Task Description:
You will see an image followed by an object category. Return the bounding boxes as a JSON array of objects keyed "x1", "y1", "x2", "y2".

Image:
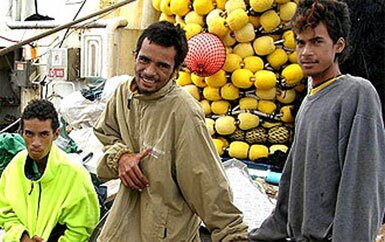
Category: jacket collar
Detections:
[
  {"x1": 24, "y1": 143, "x2": 61, "y2": 184},
  {"x1": 129, "y1": 77, "x2": 176, "y2": 101}
]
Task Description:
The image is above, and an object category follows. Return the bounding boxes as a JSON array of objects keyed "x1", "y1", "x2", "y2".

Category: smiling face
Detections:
[
  {"x1": 22, "y1": 118, "x2": 59, "y2": 164},
  {"x1": 295, "y1": 22, "x2": 345, "y2": 84},
  {"x1": 134, "y1": 38, "x2": 177, "y2": 94}
]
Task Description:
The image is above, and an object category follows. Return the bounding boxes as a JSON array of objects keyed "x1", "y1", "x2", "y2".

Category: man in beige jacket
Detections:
[{"x1": 93, "y1": 21, "x2": 248, "y2": 242}]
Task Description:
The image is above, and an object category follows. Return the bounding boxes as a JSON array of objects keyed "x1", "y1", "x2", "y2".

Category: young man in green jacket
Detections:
[
  {"x1": 249, "y1": 0, "x2": 385, "y2": 241},
  {"x1": 0, "y1": 99, "x2": 100, "y2": 242}
]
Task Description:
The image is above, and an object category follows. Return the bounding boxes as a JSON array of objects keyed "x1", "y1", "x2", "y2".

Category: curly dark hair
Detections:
[
  {"x1": 292, "y1": 0, "x2": 351, "y2": 63},
  {"x1": 135, "y1": 21, "x2": 188, "y2": 71},
  {"x1": 21, "y1": 99, "x2": 59, "y2": 130}
]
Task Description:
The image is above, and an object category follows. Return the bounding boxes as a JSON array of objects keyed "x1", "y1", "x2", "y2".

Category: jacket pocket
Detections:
[
  {"x1": 322, "y1": 222, "x2": 333, "y2": 241},
  {"x1": 143, "y1": 202, "x2": 169, "y2": 241}
]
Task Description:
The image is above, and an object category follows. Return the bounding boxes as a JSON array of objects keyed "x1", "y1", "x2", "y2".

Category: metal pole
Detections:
[
  {"x1": 0, "y1": 118, "x2": 20, "y2": 133},
  {"x1": 0, "y1": 0, "x2": 136, "y2": 56}
]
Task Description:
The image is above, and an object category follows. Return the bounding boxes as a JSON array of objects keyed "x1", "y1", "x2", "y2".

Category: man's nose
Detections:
[
  {"x1": 302, "y1": 43, "x2": 313, "y2": 56},
  {"x1": 31, "y1": 137, "x2": 41, "y2": 147},
  {"x1": 143, "y1": 63, "x2": 157, "y2": 76}
]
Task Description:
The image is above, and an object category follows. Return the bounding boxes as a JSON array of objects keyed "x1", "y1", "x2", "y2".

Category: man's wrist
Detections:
[{"x1": 108, "y1": 147, "x2": 132, "y2": 171}]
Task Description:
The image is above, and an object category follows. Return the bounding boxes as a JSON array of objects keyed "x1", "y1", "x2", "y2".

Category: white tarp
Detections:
[
  {"x1": 59, "y1": 75, "x2": 129, "y2": 129},
  {"x1": 68, "y1": 127, "x2": 104, "y2": 174},
  {"x1": 223, "y1": 159, "x2": 275, "y2": 231}
]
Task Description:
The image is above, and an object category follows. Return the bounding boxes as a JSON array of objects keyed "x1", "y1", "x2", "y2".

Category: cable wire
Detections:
[{"x1": 59, "y1": 0, "x2": 87, "y2": 48}]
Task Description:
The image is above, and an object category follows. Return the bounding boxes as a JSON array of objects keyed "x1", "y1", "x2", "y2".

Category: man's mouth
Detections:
[
  {"x1": 30, "y1": 149, "x2": 42, "y2": 155},
  {"x1": 141, "y1": 77, "x2": 157, "y2": 86},
  {"x1": 300, "y1": 60, "x2": 318, "y2": 68}
]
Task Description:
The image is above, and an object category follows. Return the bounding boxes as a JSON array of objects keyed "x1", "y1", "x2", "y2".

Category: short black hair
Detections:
[
  {"x1": 135, "y1": 21, "x2": 188, "y2": 70},
  {"x1": 21, "y1": 99, "x2": 59, "y2": 131},
  {"x1": 292, "y1": 0, "x2": 351, "y2": 63}
]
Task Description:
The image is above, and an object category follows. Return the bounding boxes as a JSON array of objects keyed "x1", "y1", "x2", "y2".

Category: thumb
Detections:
[{"x1": 139, "y1": 148, "x2": 152, "y2": 161}]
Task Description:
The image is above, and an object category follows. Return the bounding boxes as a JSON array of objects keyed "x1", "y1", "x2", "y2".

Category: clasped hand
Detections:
[
  {"x1": 21, "y1": 233, "x2": 44, "y2": 242},
  {"x1": 118, "y1": 148, "x2": 152, "y2": 191}
]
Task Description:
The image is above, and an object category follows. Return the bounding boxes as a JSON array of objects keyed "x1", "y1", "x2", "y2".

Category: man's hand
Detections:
[
  {"x1": 21, "y1": 232, "x2": 45, "y2": 242},
  {"x1": 118, "y1": 148, "x2": 152, "y2": 190},
  {"x1": 31, "y1": 236, "x2": 45, "y2": 242}
]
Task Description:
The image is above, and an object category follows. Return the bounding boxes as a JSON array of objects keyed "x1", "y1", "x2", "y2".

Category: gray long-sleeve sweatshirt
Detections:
[{"x1": 249, "y1": 75, "x2": 385, "y2": 242}]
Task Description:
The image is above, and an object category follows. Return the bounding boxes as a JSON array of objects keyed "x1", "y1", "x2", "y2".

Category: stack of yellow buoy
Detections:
[{"x1": 152, "y1": 0, "x2": 305, "y2": 169}]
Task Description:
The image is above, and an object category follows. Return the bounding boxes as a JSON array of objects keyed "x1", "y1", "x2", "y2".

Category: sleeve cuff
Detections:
[
  {"x1": 2, "y1": 224, "x2": 27, "y2": 242},
  {"x1": 107, "y1": 147, "x2": 132, "y2": 171}
]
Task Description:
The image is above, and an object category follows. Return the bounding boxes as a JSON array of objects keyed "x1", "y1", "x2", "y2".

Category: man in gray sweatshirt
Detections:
[{"x1": 249, "y1": 0, "x2": 385, "y2": 241}]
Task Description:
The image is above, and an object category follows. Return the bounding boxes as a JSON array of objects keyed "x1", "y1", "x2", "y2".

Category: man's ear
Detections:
[
  {"x1": 172, "y1": 66, "x2": 181, "y2": 80},
  {"x1": 53, "y1": 128, "x2": 60, "y2": 140},
  {"x1": 335, "y1": 37, "x2": 346, "y2": 53}
]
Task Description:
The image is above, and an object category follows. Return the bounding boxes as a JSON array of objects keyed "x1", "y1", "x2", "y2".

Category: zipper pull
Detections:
[{"x1": 28, "y1": 183, "x2": 34, "y2": 195}]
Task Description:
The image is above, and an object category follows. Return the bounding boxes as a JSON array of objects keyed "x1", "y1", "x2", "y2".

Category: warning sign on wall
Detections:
[
  {"x1": 48, "y1": 68, "x2": 66, "y2": 78},
  {"x1": 47, "y1": 48, "x2": 67, "y2": 80}
]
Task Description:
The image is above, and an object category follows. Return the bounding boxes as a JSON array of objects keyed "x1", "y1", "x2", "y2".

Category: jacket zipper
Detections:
[
  {"x1": 28, "y1": 182, "x2": 34, "y2": 195},
  {"x1": 28, "y1": 182, "x2": 42, "y2": 224},
  {"x1": 37, "y1": 182, "x2": 42, "y2": 218}
]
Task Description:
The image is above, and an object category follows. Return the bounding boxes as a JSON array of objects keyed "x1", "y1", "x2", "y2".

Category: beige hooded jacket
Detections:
[{"x1": 94, "y1": 77, "x2": 248, "y2": 242}]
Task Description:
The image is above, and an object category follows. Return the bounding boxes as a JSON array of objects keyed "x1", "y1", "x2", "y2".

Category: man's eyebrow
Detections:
[
  {"x1": 295, "y1": 36, "x2": 324, "y2": 41},
  {"x1": 157, "y1": 60, "x2": 172, "y2": 67},
  {"x1": 312, "y1": 36, "x2": 324, "y2": 40},
  {"x1": 138, "y1": 54, "x2": 172, "y2": 68},
  {"x1": 138, "y1": 54, "x2": 150, "y2": 59}
]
